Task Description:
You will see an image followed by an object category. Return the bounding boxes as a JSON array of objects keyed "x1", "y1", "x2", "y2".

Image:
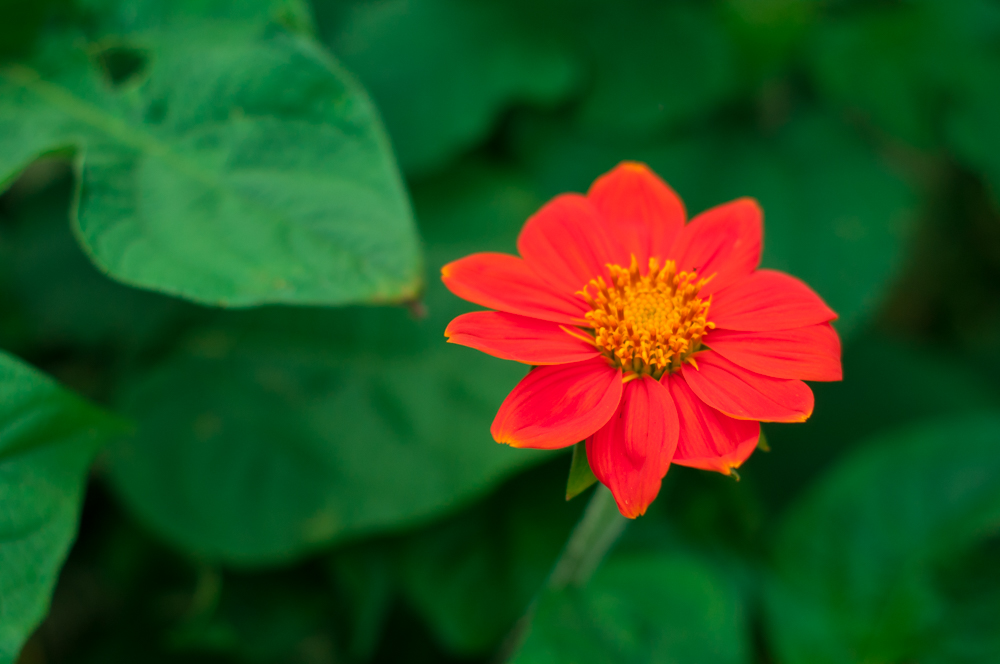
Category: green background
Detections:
[{"x1": 1, "y1": 0, "x2": 999, "y2": 662}]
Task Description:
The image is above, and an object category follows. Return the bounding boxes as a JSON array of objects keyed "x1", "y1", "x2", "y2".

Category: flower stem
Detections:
[
  {"x1": 496, "y1": 484, "x2": 628, "y2": 662},
  {"x1": 547, "y1": 483, "x2": 628, "y2": 589}
]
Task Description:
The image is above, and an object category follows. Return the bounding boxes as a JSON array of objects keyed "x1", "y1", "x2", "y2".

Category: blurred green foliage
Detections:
[{"x1": 1, "y1": 0, "x2": 1000, "y2": 662}]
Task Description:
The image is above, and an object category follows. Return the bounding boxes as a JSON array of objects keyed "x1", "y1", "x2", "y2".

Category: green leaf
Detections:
[
  {"x1": 318, "y1": 0, "x2": 581, "y2": 176},
  {"x1": 512, "y1": 552, "x2": 750, "y2": 664},
  {"x1": 0, "y1": 4, "x2": 422, "y2": 307},
  {"x1": 765, "y1": 412, "x2": 1000, "y2": 664},
  {"x1": 105, "y1": 165, "x2": 555, "y2": 564},
  {"x1": 565, "y1": 441, "x2": 597, "y2": 501},
  {"x1": 0, "y1": 352, "x2": 123, "y2": 664}
]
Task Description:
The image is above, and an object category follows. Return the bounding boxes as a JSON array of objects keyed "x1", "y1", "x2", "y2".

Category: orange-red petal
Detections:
[
  {"x1": 709, "y1": 269, "x2": 837, "y2": 331},
  {"x1": 704, "y1": 323, "x2": 842, "y2": 382},
  {"x1": 517, "y1": 193, "x2": 625, "y2": 293},
  {"x1": 441, "y1": 252, "x2": 588, "y2": 325},
  {"x1": 587, "y1": 161, "x2": 686, "y2": 266},
  {"x1": 663, "y1": 374, "x2": 760, "y2": 474},
  {"x1": 680, "y1": 350, "x2": 814, "y2": 423},
  {"x1": 445, "y1": 311, "x2": 600, "y2": 365},
  {"x1": 491, "y1": 358, "x2": 622, "y2": 449},
  {"x1": 669, "y1": 198, "x2": 762, "y2": 295},
  {"x1": 586, "y1": 376, "x2": 679, "y2": 518}
]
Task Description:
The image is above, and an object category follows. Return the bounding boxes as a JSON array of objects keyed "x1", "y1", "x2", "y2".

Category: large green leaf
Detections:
[
  {"x1": 512, "y1": 551, "x2": 750, "y2": 664},
  {"x1": 0, "y1": 352, "x2": 122, "y2": 664},
  {"x1": 318, "y1": 0, "x2": 581, "y2": 176},
  {"x1": 105, "y1": 165, "x2": 555, "y2": 564},
  {"x1": 765, "y1": 413, "x2": 1000, "y2": 664},
  {"x1": 0, "y1": 1, "x2": 422, "y2": 307},
  {"x1": 516, "y1": 111, "x2": 916, "y2": 335}
]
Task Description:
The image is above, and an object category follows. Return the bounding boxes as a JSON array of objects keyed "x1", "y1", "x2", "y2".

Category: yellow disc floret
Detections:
[{"x1": 580, "y1": 256, "x2": 714, "y2": 379}]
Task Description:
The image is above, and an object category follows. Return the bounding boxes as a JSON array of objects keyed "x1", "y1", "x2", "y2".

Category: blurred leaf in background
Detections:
[{"x1": 318, "y1": 0, "x2": 581, "y2": 177}]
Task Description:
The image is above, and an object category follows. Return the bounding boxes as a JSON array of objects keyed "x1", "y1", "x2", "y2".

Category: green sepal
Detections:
[
  {"x1": 566, "y1": 441, "x2": 598, "y2": 501},
  {"x1": 757, "y1": 429, "x2": 771, "y2": 452}
]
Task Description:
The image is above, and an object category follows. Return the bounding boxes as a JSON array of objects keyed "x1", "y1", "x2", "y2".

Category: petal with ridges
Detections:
[
  {"x1": 491, "y1": 358, "x2": 622, "y2": 450},
  {"x1": 587, "y1": 161, "x2": 686, "y2": 266},
  {"x1": 709, "y1": 269, "x2": 837, "y2": 331},
  {"x1": 441, "y1": 252, "x2": 588, "y2": 325},
  {"x1": 445, "y1": 311, "x2": 600, "y2": 365},
  {"x1": 704, "y1": 323, "x2": 842, "y2": 381},
  {"x1": 681, "y1": 350, "x2": 814, "y2": 423},
  {"x1": 586, "y1": 376, "x2": 679, "y2": 518},
  {"x1": 517, "y1": 194, "x2": 625, "y2": 294},
  {"x1": 669, "y1": 198, "x2": 762, "y2": 295},
  {"x1": 664, "y1": 374, "x2": 760, "y2": 474}
]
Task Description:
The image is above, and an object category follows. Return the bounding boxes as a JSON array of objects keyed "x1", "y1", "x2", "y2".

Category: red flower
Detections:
[{"x1": 441, "y1": 162, "x2": 841, "y2": 518}]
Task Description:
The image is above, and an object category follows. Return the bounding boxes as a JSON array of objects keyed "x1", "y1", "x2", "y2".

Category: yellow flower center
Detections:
[{"x1": 579, "y1": 256, "x2": 715, "y2": 379}]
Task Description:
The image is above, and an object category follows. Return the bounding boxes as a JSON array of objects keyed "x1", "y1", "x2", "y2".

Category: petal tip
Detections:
[
  {"x1": 492, "y1": 430, "x2": 516, "y2": 446},
  {"x1": 620, "y1": 161, "x2": 650, "y2": 173},
  {"x1": 616, "y1": 501, "x2": 644, "y2": 519}
]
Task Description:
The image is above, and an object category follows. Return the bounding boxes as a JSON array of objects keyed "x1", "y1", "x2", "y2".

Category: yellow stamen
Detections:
[{"x1": 579, "y1": 256, "x2": 714, "y2": 379}]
